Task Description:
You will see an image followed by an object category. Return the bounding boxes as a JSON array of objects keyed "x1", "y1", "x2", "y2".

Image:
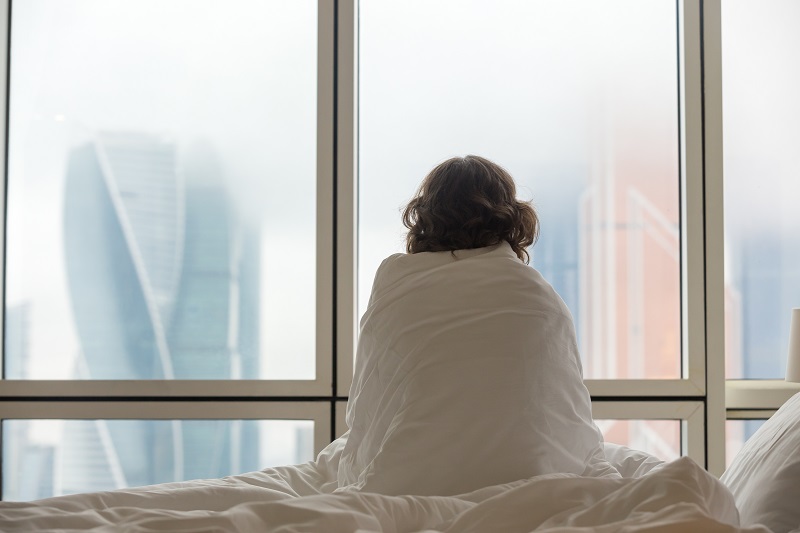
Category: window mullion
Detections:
[
  {"x1": 586, "y1": 379, "x2": 703, "y2": 398},
  {"x1": 700, "y1": 0, "x2": 726, "y2": 477},
  {"x1": 0, "y1": 0, "x2": 9, "y2": 379},
  {"x1": 681, "y1": 0, "x2": 707, "y2": 395},
  {"x1": 335, "y1": 0, "x2": 358, "y2": 397},
  {"x1": 0, "y1": 379, "x2": 333, "y2": 398},
  {"x1": 317, "y1": 0, "x2": 336, "y2": 396}
]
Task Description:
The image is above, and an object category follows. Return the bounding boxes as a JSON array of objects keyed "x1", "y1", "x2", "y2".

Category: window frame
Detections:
[{"x1": 1, "y1": 401, "x2": 331, "y2": 457}]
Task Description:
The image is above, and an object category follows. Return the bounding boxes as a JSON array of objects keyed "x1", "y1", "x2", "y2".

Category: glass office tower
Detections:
[{"x1": 57, "y1": 132, "x2": 261, "y2": 491}]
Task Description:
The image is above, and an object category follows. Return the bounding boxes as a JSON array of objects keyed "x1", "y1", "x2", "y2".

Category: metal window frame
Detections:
[
  {"x1": 0, "y1": 380, "x2": 333, "y2": 397},
  {"x1": 335, "y1": 0, "x2": 358, "y2": 396},
  {"x1": 1, "y1": 401, "x2": 331, "y2": 456},
  {"x1": 682, "y1": 0, "x2": 710, "y2": 399},
  {"x1": 0, "y1": 0, "x2": 7, "y2": 364},
  {"x1": 585, "y1": 380, "x2": 702, "y2": 398},
  {"x1": 699, "y1": 0, "x2": 727, "y2": 477}
]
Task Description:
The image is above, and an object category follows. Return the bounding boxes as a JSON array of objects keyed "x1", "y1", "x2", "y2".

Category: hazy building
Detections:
[
  {"x1": 59, "y1": 132, "x2": 261, "y2": 493},
  {"x1": 732, "y1": 230, "x2": 800, "y2": 378},
  {"x1": 4, "y1": 303, "x2": 31, "y2": 379},
  {"x1": 3, "y1": 305, "x2": 57, "y2": 501}
]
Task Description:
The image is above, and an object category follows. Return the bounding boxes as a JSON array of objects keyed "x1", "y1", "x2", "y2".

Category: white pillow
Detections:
[{"x1": 721, "y1": 392, "x2": 800, "y2": 533}]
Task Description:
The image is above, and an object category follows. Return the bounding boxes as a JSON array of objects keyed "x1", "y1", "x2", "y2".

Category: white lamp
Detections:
[{"x1": 787, "y1": 308, "x2": 800, "y2": 383}]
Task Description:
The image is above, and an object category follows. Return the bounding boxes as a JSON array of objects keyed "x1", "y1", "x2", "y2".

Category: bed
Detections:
[
  {"x1": 0, "y1": 442, "x2": 762, "y2": 532},
  {"x1": 2, "y1": 397, "x2": 799, "y2": 532},
  {"x1": 3, "y1": 247, "x2": 799, "y2": 532}
]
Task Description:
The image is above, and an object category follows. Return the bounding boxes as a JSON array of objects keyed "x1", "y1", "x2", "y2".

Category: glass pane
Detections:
[
  {"x1": 358, "y1": 0, "x2": 681, "y2": 379},
  {"x1": 5, "y1": 0, "x2": 317, "y2": 380},
  {"x1": 2, "y1": 419, "x2": 314, "y2": 501},
  {"x1": 725, "y1": 419, "x2": 767, "y2": 469},
  {"x1": 596, "y1": 419, "x2": 680, "y2": 461},
  {"x1": 722, "y1": 0, "x2": 800, "y2": 378}
]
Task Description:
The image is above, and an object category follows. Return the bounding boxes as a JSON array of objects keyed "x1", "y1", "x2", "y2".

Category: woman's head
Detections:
[{"x1": 402, "y1": 155, "x2": 539, "y2": 263}]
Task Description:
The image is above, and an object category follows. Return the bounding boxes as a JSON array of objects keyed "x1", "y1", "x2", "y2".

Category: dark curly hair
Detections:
[{"x1": 402, "y1": 155, "x2": 539, "y2": 263}]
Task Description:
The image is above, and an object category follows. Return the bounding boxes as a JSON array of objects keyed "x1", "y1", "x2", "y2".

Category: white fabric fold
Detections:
[{"x1": 0, "y1": 457, "x2": 765, "y2": 532}]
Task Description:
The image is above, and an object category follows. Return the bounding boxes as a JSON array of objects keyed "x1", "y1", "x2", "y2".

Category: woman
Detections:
[{"x1": 336, "y1": 156, "x2": 617, "y2": 496}]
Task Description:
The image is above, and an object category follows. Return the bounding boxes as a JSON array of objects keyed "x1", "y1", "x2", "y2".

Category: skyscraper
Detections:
[
  {"x1": 3, "y1": 305, "x2": 58, "y2": 500},
  {"x1": 58, "y1": 132, "x2": 261, "y2": 493}
]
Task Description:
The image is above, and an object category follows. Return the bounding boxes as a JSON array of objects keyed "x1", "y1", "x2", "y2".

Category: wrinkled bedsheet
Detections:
[{"x1": 0, "y1": 456, "x2": 770, "y2": 532}]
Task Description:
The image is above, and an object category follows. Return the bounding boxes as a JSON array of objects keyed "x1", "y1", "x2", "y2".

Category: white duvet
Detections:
[
  {"x1": 0, "y1": 450, "x2": 769, "y2": 532},
  {"x1": 0, "y1": 244, "x2": 770, "y2": 531},
  {"x1": 339, "y1": 242, "x2": 615, "y2": 496}
]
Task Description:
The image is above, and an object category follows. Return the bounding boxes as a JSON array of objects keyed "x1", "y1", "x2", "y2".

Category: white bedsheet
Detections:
[{"x1": 0, "y1": 455, "x2": 769, "y2": 532}]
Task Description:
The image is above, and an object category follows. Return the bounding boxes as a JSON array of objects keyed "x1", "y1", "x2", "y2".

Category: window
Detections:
[
  {"x1": 3, "y1": 418, "x2": 314, "y2": 500},
  {"x1": 722, "y1": 0, "x2": 800, "y2": 470},
  {"x1": 354, "y1": 0, "x2": 704, "y2": 473},
  {"x1": 0, "y1": 401, "x2": 329, "y2": 501},
  {"x1": 722, "y1": 0, "x2": 800, "y2": 379},
  {"x1": 1, "y1": 0, "x2": 335, "y2": 499},
  {"x1": 2, "y1": 0, "x2": 799, "y2": 498},
  {"x1": 6, "y1": 0, "x2": 318, "y2": 381},
  {"x1": 358, "y1": 0, "x2": 682, "y2": 380}
]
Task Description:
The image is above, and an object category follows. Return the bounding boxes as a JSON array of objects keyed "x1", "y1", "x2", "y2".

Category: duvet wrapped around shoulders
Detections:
[{"x1": 336, "y1": 241, "x2": 618, "y2": 496}]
